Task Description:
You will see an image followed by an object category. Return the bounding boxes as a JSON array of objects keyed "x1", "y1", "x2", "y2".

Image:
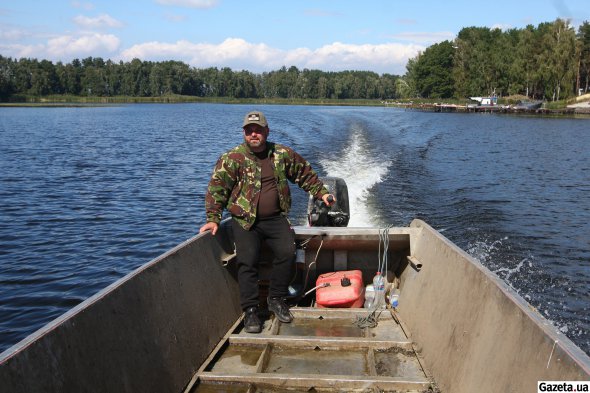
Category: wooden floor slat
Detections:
[
  {"x1": 229, "y1": 334, "x2": 413, "y2": 350},
  {"x1": 199, "y1": 371, "x2": 431, "y2": 391}
]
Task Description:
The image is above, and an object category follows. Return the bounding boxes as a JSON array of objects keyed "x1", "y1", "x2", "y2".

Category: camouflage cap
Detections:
[{"x1": 243, "y1": 111, "x2": 268, "y2": 128}]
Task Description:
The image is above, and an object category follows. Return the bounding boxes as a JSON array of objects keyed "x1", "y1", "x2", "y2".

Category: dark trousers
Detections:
[{"x1": 231, "y1": 215, "x2": 296, "y2": 310}]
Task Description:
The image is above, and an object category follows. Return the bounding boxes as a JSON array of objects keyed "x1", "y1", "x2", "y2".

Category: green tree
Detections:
[
  {"x1": 56, "y1": 59, "x2": 82, "y2": 95},
  {"x1": 317, "y1": 75, "x2": 329, "y2": 98},
  {"x1": 81, "y1": 57, "x2": 109, "y2": 96},
  {"x1": 411, "y1": 40, "x2": 455, "y2": 98},
  {"x1": 453, "y1": 27, "x2": 499, "y2": 97},
  {"x1": 399, "y1": 57, "x2": 419, "y2": 98},
  {"x1": 0, "y1": 55, "x2": 15, "y2": 99},
  {"x1": 491, "y1": 29, "x2": 518, "y2": 96},
  {"x1": 577, "y1": 21, "x2": 590, "y2": 94},
  {"x1": 149, "y1": 62, "x2": 166, "y2": 95},
  {"x1": 379, "y1": 73, "x2": 398, "y2": 99},
  {"x1": 510, "y1": 26, "x2": 538, "y2": 98},
  {"x1": 232, "y1": 70, "x2": 258, "y2": 98},
  {"x1": 539, "y1": 19, "x2": 577, "y2": 100},
  {"x1": 28, "y1": 59, "x2": 58, "y2": 96},
  {"x1": 120, "y1": 58, "x2": 151, "y2": 96}
]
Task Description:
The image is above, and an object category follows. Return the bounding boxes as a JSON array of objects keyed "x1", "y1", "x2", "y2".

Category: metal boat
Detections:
[
  {"x1": 1, "y1": 178, "x2": 589, "y2": 393},
  {"x1": 513, "y1": 100, "x2": 543, "y2": 110}
]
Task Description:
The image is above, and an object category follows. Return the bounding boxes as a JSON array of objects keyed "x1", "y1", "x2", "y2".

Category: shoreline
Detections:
[
  {"x1": 0, "y1": 96, "x2": 388, "y2": 108},
  {"x1": 393, "y1": 102, "x2": 590, "y2": 117},
  {"x1": 2, "y1": 96, "x2": 590, "y2": 118}
]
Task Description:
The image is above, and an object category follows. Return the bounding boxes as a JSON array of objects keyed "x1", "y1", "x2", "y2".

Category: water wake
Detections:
[
  {"x1": 320, "y1": 128, "x2": 392, "y2": 227},
  {"x1": 468, "y1": 235, "x2": 589, "y2": 344},
  {"x1": 466, "y1": 236, "x2": 534, "y2": 283}
]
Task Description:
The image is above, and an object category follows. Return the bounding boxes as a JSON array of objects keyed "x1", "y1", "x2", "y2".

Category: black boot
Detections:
[
  {"x1": 267, "y1": 297, "x2": 293, "y2": 323},
  {"x1": 243, "y1": 306, "x2": 262, "y2": 333}
]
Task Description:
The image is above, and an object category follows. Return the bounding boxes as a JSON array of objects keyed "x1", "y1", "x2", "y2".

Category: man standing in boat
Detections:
[{"x1": 200, "y1": 110, "x2": 335, "y2": 333}]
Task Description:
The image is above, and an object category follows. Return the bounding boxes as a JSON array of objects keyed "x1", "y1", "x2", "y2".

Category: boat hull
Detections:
[
  {"x1": 0, "y1": 226, "x2": 241, "y2": 393},
  {"x1": 1, "y1": 220, "x2": 588, "y2": 392},
  {"x1": 400, "y1": 220, "x2": 590, "y2": 392}
]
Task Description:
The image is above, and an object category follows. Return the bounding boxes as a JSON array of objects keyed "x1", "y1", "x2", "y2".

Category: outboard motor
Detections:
[{"x1": 307, "y1": 177, "x2": 350, "y2": 227}]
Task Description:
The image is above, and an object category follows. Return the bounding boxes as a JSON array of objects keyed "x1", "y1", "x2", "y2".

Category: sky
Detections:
[{"x1": 1, "y1": 0, "x2": 589, "y2": 75}]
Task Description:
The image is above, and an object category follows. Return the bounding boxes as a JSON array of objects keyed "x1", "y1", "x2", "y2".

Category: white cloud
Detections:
[
  {"x1": 0, "y1": 33, "x2": 124, "y2": 60},
  {"x1": 73, "y1": 14, "x2": 124, "y2": 29},
  {"x1": 303, "y1": 42, "x2": 424, "y2": 73},
  {"x1": 119, "y1": 39, "x2": 196, "y2": 60},
  {"x1": 46, "y1": 34, "x2": 120, "y2": 57},
  {"x1": 120, "y1": 38, "x2": 278, "y2": 65},
  {"x1": 155, "y1": 0, "x2": 219, "y2": 9},
  {"x1": 0, "y1": 43, "x2": 44, "y2": 59},
  {"x1": 118, "y1": 38, "x2": 422, "y2": 75}
]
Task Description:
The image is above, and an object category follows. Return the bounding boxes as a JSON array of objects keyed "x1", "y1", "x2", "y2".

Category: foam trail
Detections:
[
  {"x1": 320, "y1": 128, "x2": 392, "y2": 227},
  {"x1": 467, "y1": 237, "x2": 533, "y2": 286},
  {"x1": 494, "y1": 258, "x2": 528, "y2": 281}
]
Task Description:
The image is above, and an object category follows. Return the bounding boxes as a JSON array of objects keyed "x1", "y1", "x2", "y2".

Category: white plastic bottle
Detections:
[
  {"x1": 389, "y1": 287, "x2": 400, "y2": 308},
  {"x1": 372, "y1": 272, "x2": 385, "y2": 309},
  {"x1": 364, "y1": 284, "x2": 375, "y2": 308}
]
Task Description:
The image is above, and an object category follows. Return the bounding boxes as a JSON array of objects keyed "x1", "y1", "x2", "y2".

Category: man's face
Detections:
[{"x1": 243, "y1": 124, "x2": 269, "y2": 151}]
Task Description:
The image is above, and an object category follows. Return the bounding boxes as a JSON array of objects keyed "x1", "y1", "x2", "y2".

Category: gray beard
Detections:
[{"x1": 244, "y1": 137, "x2": 265, "y2": 152}]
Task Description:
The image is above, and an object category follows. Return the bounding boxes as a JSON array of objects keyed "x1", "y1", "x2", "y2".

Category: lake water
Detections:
[{"x1": 0, "y1": 103, "x2": 588, "y2": 356}]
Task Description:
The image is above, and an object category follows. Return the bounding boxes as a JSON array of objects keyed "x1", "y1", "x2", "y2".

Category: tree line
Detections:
[
  {"x1": 0, "y1": 56, "x2": 399, "y2": 101},
  {"x1": 1, "y1": 18, "x2": 589, "y2": 103},
  {"x1": 403, "y1": 19, "x2": 590, "y2": 101}
]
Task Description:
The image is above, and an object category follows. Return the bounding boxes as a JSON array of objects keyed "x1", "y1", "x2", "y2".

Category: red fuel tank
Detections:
[{"x1": 315, "y1": 270, "x2": 365, "y2": 308}]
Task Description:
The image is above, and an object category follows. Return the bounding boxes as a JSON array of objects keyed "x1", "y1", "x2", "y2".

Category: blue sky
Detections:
[{"x1": 1, "y1": 0, "x2": 588, "y2": 75}]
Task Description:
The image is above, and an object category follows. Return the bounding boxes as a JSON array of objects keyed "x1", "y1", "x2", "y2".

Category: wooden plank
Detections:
[
  {"x1": 367, "y1": 348, "x2": 377, "y2": 376},
  {"x1": 229, "y1": 335, "x2": 413, "y2": 350},
  {"x1": 199, "y1": 372, "x2": 431, "y2": 391},
  {"x1": 255, "y1": 344, "x2": 271, "y2": 374},
  {"x1": 290, "y1": 307, "x2": 392, "y2": 319}
]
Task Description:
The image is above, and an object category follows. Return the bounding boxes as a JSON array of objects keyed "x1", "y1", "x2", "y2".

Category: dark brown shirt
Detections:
[{"x1": 254, "y1": 150, "x2": 280, "y2": 218}]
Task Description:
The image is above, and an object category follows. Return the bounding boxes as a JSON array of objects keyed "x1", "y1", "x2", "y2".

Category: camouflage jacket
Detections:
[{"x1": 205, "y1": 142, "x2": 328, "y2": 230}]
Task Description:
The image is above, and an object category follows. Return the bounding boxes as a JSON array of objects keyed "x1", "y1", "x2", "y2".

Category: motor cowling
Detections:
[{"x1": 307, "y1": 177, "x2": 350, "y2": 227}]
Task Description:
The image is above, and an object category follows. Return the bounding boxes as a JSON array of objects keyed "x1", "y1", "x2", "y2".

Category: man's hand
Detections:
[
  {"x1": 322, "y1": 193, "x2": 336, "y2": 207},
  {"x1": 199, "y1": 222, "x2": 219, "y2": 235}
]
